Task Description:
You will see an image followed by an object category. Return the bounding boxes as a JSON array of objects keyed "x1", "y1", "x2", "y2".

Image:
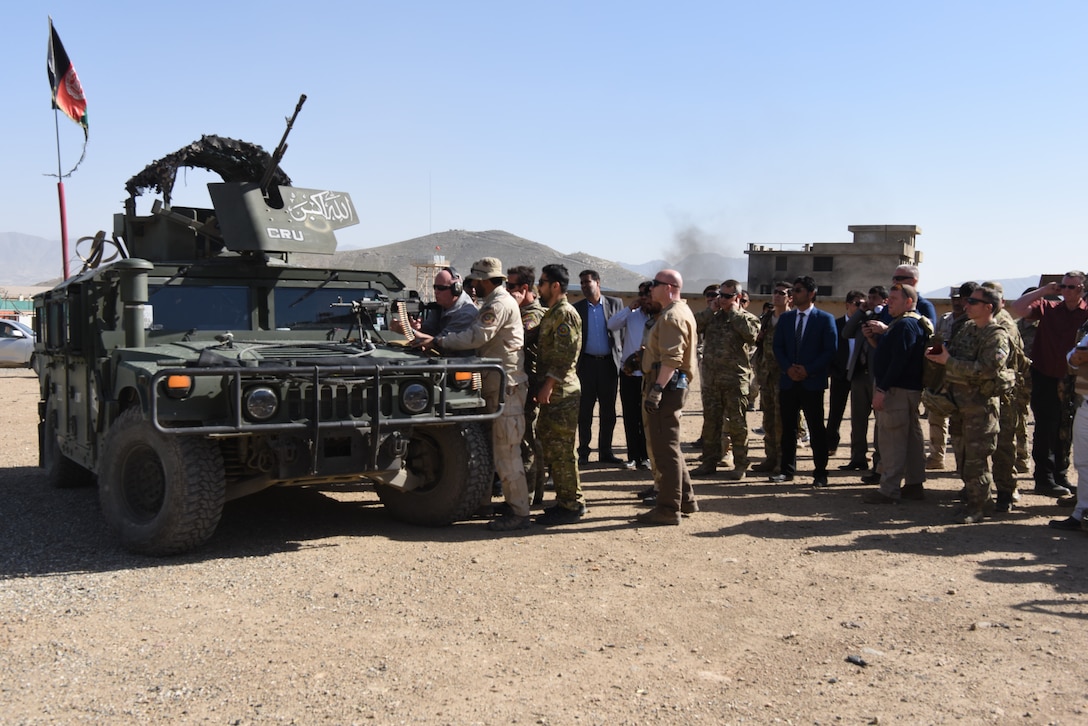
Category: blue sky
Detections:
[{"x1": 4, "y1": 1, "x2": 1085, "y2": 291}]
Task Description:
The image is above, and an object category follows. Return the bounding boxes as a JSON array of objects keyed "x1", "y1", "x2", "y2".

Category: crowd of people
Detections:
[{"x1": 398, "y1": 256, "x2": 1088, "y2": 534}]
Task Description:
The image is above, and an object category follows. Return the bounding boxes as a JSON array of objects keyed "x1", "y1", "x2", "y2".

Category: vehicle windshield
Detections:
[
  {"x1": 273, "y1": 287, "x2": 385, "y2": 331},
  {"x1": 147, "y1": 285, "x2": 251, "y2": 332}
]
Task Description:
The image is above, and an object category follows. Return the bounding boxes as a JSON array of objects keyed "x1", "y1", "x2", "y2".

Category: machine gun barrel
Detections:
[{"x1": 259, "y1": 94, "x2": 307, "y2": 196}]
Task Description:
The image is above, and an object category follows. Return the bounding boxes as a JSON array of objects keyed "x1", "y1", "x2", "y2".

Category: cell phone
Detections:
[{"x1": 929, "y1": 343, "x2": 943, "y2": 355}]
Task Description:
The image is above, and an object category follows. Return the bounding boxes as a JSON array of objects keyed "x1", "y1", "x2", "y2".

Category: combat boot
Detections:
[
  {"x1": 724, "y1": 446, "x2": 748, "y2": 481},
  {"x1": 691, "y1": 460, "x2": 718, "y2": 477},
  {"x1": 925, "y1": 454, "x2": 945, "y2": 470}
]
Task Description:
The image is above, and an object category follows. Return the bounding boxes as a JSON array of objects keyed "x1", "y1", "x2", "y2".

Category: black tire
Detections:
[
  {"x1": 376, "y1": 422, "x2": 492, "y2": 526},
  {"x1": 98, "y1": 408, "x2": 226, "y2": 556},
  {"x1": 41, "y1": 397, "x2": 95, "y2": 489}
]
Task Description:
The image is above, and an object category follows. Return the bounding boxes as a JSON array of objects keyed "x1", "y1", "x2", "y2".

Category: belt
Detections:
[{"x1": 582, "y1": 354, "x2": 612, "y2": 360}]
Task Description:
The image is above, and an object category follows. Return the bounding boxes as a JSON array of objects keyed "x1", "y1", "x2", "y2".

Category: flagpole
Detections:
[{"x1": 53, "y1": 108, "x2": 70, "y2": 280}]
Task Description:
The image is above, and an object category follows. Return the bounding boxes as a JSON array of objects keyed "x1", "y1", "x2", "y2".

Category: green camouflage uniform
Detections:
[
  {"x1": 519, "y1": 298, "x2": 547, "y2": 503},
  {"x1": 536, "y1": 297, "x2": 583, "y2": 510},
  {"x1": 945, "y1": 320, "x2": 1013, "y2": 512},
  {"x1": 696, "y1": 306, "x2": 761, "y2": 472},
  {"x1": 756, "y1": 310, "x2": 784, "y2": 471},
  {"x1": 992, "y1": 308, "x2": 1028, "y2": 499}
]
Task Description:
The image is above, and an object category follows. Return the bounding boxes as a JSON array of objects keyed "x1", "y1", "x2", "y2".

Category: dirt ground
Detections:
[{"x1": 1, "y1": 366, "x2": 1086, "y2": 725}]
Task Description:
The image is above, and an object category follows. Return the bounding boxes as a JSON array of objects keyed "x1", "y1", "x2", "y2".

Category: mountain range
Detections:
[
  {"x1": 0, "y1": 229, "x2": 748, "y2": 295},
  {"x1": 0, "y1": 229, "x2": 1041, "y2": 301}
]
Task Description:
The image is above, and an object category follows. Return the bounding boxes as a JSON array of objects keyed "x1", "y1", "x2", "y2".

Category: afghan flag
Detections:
[{"x1": 47, "y1": 18, "x2": 88, "y2": 138}]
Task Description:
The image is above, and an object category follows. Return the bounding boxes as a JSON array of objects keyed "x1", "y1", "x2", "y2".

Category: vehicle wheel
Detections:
[
  {"x1": 98, "y1": 408, "x2": 226, "y2": 555},
  {"x1": 41, "y1": 397, "x2": 94, "y2": 489},
  {"x1": 376, "y1": 422, "x2": 491, "y2": 526}
]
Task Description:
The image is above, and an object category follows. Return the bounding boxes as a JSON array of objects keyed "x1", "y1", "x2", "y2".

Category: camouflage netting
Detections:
[{"x1": 124, "y1": 135, "x2": 292, "y2": 204}]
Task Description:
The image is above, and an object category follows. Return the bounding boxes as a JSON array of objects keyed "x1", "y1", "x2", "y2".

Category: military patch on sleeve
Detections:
[
  {"x1": 481, "y1": 311, "x2": 498, "y2": 326},
  {"x1": 557, "y1": 322, "x2": 572, "y2": 338}
]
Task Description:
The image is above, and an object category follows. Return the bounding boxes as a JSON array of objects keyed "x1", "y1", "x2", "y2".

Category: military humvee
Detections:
[{"x1": 35, "y1": 132, "x2": 502, "y2": 555}]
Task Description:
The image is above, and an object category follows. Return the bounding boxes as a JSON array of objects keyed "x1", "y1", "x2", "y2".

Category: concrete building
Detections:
[{"x1": 744, "y1": 224, "x2": 923, "y2": 298}]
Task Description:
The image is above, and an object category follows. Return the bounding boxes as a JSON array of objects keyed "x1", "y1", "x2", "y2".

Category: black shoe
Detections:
[
  {"x1": 637, "y1": 485, "x2": 656, "y2": 499},
  {"x1": 623, "y1": 460, "x2": 637, "y2": 470},
  {"x1": 812, "y1": 475, "x2": 829, "y2": 488},
  {"x1": 1034, "y1": 483, "x2": 1072, "y2": 498},
  {"x1": 691, "y1": 437, "x2": 704, "y2": 449},
  {"x1": 769, "y1": 474, "x2": 794, "y2": 483},
  {"x1": 1048, "y1": 516, "x2": 1082, "y2": 532},
  {"x1": 636, "y1": 459, "x2": 651, "y2": 470},
  {"x1": 578, "y1": 455, "x2": 590, "y2": 466},
  {"x1": 900, "y1": 483, "x2": 926, "y2": 501},
  {"x1": 1057, "y1": 495, "x2": 1076, "y2": 508},
  {"x1": 600, "y1": 454, "x2": 624, "y2": 465},
  {"x1": 639, "y1": 493, "x2": 658, "y2": 507},
  {"x1": 838, "y1": 461, "x2": 868, "y2": 471},
  {"x1": 536, "y1": 504, "x2": 586, "y2": 526},
  {"x1": 861, "y1": 472, "x2": 881, "y2": 485},
  {"x1": 863, "y1": 491, "x2": 897, "y2": 504}
]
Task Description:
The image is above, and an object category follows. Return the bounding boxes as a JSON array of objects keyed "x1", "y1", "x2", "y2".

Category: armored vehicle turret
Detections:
[{"x1": 35, "y1": 132, "x2": 501, "y2": 555}]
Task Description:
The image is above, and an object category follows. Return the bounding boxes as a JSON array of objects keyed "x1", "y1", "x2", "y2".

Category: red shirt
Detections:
[{"x1": 1029, "y1": 298, "x2": 1088, "y2": 378}]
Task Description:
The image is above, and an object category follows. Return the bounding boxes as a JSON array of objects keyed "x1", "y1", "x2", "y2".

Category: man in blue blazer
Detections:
[{"x1": 772, "y1": 276, "x2": 838, "y2": 486}]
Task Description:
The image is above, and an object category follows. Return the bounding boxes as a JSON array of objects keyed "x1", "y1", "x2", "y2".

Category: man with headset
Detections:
[{"x1": 393, "y1": 267, "x2": 478, "y2": 340}]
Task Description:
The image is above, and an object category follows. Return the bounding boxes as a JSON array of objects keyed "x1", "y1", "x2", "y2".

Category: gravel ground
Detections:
[{"x1": 1, "y1": 367, "x2": 1087, "y2": 724}]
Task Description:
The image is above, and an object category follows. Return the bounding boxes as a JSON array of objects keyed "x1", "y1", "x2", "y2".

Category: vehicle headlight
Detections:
[
  {"x1": 244, "y1": 386, "x2": 279, "y2": 421},
  {"x1": 400, "y1": 382, "x2": 431, "y2": 414}
]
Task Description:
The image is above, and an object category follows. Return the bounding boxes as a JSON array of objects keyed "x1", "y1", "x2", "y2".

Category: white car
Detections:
[{"x1": 0, "y1": 319, "x2": 36, "y2": 369}]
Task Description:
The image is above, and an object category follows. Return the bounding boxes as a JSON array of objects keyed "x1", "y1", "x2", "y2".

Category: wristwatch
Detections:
[{"x1": 651, "y1": 383, "x2": 664, "y2": 393}]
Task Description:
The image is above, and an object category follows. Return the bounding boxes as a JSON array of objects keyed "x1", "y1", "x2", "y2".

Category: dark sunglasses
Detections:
[
  {"x1": 505, "y1": 282, "x2": 523, "y2": 290},
  {"x1": 892, "y1": 275, "x2": 913, "y2": 282},
  {"x1": 537, "y1": 278, "x2": 552, "y2": 286},
  {"x1": 651, "y1": 279, "x2": 676, "y2": 288},
  {"x1": 1060, "y1": 284, "x2": 1083, "y2": 290},
  {"x1": 773, "y1": 289, "x2": 790, "y2": 296},
  {"x1": 719, "y1": 292, "x2": 736, "y2": 299},
  {"x1": 964, "y1": 297, "x2": 989, "y2": 306},
  {"x1": 433, "y1": 284, "x2": 453, "y2": 291}
]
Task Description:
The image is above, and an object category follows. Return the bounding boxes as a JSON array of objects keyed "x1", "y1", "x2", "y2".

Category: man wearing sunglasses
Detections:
[
  {"x1": 692, "y1": 279, "x2": 760, "y2": 480},
  {"x1": 394, "y1": 267, "x2": 478, "y2": 344},
  {"x1": 926, "y1": 284, "x2": 1013, "y2": 523},
  {"x1": 635, "y1": 270, "x2": 698, "y2": 525},
  {"x1": 1011, "y1": 271, "x2": 1088, "y2": 498}
]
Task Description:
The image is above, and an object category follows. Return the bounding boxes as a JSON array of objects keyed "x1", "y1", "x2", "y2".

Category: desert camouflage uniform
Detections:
[
  {"x1": 945, "y1": 320, "x2": 1013, "y2": 512},
  {"x1": 992, "y1": 308, "x2": 1029, "y2": 501},
  {"x1": 536, "y1": 298, "x2": 583, "y2": 510},
  {"x1": 755, "y1": 310, "x2": 784, "y2": 471},
  {"x1": 519, "y1": 298, "x2": 547, "y2": 503},
  {"x1": 437, "y1": 286, "x2": 529, "y2": 516},
  {"x1": 695, "y1": 306, "x2": 760, "y2": 474}
]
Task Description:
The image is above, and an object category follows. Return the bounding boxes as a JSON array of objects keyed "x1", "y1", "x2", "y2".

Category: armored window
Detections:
[
  {"x1": 147, "y1": 285, "x2": 251, "y2": 332},
  {"x1": 273, "y1": 287, "x2": 384, "y2": 331},
  {"x1": 813, "y1": 256, "x2": 833, "y2": 272}
]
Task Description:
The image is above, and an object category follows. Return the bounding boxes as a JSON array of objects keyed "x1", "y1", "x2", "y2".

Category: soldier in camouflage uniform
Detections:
[
  {"x1": 693, "y1": 279, "x2": 761, "y2": 480},
  {"x1": 926, "y1": 285, "x2": 1013, "y2": 523},
  {"x1": 507, "y1": 265, "x2": 548, "y2": 506},
  {"x1": 533, "y1": 264, "x2": 586, "y2": 525},
  {"x1": 752, "y1": 282, "x2": 792, "y2": 473},
  {"x1": 413, "y1": 257, "x2": 531, "y2": 532},
  {"x1": 984, "y1": 282, "x2": 1030, "y2": 511}
]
